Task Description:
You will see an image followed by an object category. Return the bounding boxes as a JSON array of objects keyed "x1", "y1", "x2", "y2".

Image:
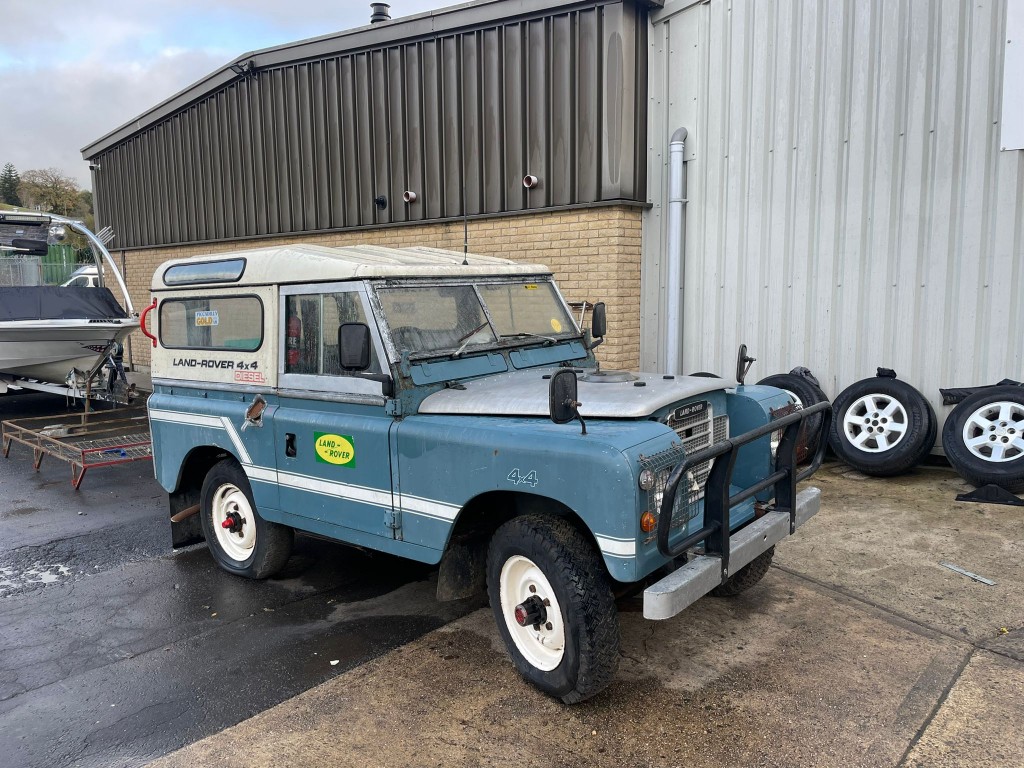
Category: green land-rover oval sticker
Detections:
[{"x1": 314, "y1": 433, "x2": 356, "y2": 467}]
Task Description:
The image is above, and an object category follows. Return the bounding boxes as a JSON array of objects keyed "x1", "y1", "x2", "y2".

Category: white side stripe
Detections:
[
  {"x1": 220, "y1": 417, "x2": 253, "y2": 465},
  {"x1": 249, "y1": 464, "x2": 637, "y2": 558},
  {"x1": 276, "y1": 470, "x2": 393, "y2": 509},
  {"x1": 245, "y1": 466, "x2": 278, "y2": 483},
  {"x1": 149, "y1": 409, "x2": 223, "y2": 429},
  {"x1": 595, "y1": 535, "x2": 636, "y2": 557},
  {"x1": 399, "y1": 494, "x2": 460, "y2": 522}
]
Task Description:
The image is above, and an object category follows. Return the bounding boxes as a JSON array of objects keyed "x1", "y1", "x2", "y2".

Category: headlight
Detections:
[{"x1": 638, "y1": 468, "x2": 655, "y2": 490}]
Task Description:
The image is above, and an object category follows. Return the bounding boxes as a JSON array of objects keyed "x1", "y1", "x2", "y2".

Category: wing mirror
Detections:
[
  {"x1": 586, "y1": 302, "x2": 607, "y2": 352},
  {"x1": 338, "y1": 323, "x2": 371, "y2": 371},
  {"x1": 736, "y1": 343, "x2": 756, "y2": 385},
  {"x1": 549, "y1": 370, "x2": 587, "y2": 435},
  {"x1": 592, "y1": 302, "x2": 607, "y2": 339}
]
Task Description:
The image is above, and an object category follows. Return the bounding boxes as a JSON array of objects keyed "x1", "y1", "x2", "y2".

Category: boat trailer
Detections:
[{"x1": 2, "y1": 404, "x2": 152, "y2": 489}]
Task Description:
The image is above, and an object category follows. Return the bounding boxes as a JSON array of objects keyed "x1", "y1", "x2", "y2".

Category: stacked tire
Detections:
[
  {"x1": 755, "y1": 372, "x2": 830, "y2": 463},
  {"x1": 941, "y1": 385, "x2": 1024, "y2": 493},
  {"x1": 828, "y1": 374, "x2": 936, "y2": 476}
]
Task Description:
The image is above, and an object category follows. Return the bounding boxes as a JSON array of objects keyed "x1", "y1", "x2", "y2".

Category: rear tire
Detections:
[
  {"x1": 486, "y1": 515, "x2": 620, "y2": 704},
  {"x1": 828, "y1": 377, "x2": 934, "y2": 476},
  {"x1": 942, "y1": 385, "x2": 1024, "y2": 492},
  {"x1": 710, "y1": 547, "x2": 775, "y2": 597},
  {"x1": 200, "y1": 459, "x2": 293, "y2": 579}
]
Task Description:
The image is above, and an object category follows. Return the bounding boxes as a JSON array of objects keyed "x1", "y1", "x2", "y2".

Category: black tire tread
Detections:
[
  {"x1": 942, "y1": 385, "x2": 1024, "y2": 493},
  {"x1": 710, "y1": 547, "x2": 775, "y2": 597},
  {"x1": 486, "y1": 514, "x2": 620, "y2": 704},
  {"x1": 828, "y1": 376, "x2": 934, "y2": 476}
]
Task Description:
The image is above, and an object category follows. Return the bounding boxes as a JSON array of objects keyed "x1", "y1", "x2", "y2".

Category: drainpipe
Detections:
[{"x1": 665, "y1": 127, "x2": 688, "y2": 374}]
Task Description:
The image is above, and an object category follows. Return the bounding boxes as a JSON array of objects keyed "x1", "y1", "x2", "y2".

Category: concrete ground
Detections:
[{"x1": 148, "y1": 465, "x2": 1024, "y2": 768}]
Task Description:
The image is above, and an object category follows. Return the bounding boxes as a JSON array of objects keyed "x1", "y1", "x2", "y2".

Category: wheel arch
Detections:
[{"x1": 434, "y1": 490, "x2": 607, "y2": 602}]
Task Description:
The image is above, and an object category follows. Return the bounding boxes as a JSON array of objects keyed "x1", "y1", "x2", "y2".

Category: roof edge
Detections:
[{"x1": 82, "y1": 0, "x2": 612, "y2": 159}]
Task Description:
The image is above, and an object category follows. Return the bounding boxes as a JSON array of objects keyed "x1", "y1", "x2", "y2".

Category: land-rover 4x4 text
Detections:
[{"x1": 145, "y1": 244, "x2": 831, "y2": 703}]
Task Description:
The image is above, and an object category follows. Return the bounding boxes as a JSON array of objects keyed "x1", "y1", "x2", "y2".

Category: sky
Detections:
[{"x1": 0, "y1": 0, "x2": 444, "y2": 188}]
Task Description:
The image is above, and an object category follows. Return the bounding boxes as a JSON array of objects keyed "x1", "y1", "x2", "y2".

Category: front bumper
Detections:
[{"x1": 643, "y1": 486, "x2": 820, "y2": 619}]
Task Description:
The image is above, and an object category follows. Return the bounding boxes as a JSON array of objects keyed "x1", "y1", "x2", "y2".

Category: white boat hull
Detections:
[{"x1": 0, "y1": 319, "x2": 139, "y2": 384}]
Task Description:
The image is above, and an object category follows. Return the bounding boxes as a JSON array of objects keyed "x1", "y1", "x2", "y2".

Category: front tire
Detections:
[
  {"x1": 486, "y1": 515, "x2": 620, "y2": 704},
  {"x1": 200, "y1": 459, "x2": 294, "y2": 579}
]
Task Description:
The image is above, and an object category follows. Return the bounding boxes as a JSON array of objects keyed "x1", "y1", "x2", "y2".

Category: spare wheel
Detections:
[
  {"x1": 828, "y1": 376, "x2": 935, "y2": 476},
  {"x1": 756, "y1": 373, "x2": 830, "y2": 463},
  {"x1": 941, "y1": 385, "x2": 1024, "y2": 493}
]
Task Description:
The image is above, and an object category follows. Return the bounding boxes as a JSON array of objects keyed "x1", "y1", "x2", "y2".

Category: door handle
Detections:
[{"x1": 285, "y1": 433, "x2": 296, "y2": 458}]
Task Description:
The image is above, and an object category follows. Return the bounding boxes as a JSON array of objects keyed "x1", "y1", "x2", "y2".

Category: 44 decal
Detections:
[{"x1": 507, "y1": 468, "x2": 538, "y2": 487}]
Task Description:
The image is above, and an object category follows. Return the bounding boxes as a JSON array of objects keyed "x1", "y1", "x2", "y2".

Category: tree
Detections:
[
  {"x1": 19, "y1": 168, "x2": 81, "y2": 215},
  {"x1": 0, "y1": 163, "x2": 21, "y2": 206}
]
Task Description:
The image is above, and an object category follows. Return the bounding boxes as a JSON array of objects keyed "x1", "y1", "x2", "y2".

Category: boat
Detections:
[{"x1": 0, "y1": 211, "x2": 138, "y2": 400}]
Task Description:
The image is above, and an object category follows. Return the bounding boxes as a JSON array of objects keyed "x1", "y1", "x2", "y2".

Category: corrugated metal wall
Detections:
[
  {"x1": 643, "y1": 0, "x2": 1024, "y2": 433},
  {"x1": 89, "y1": 1, "x2": 647, "y2": 250}
]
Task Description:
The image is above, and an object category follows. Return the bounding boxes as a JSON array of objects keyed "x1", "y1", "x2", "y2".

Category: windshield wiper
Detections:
[
  {"x1": 499, "y1": 332, "x2": 557, "y2": 346},
  {"x1": 453, "y1": 322, "x2": 491, "y2": 357}
]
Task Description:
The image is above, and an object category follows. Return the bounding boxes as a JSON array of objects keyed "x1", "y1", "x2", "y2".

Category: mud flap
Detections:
[{"x1": 169, "y1": 488, "x2": 205, "y2": 548}]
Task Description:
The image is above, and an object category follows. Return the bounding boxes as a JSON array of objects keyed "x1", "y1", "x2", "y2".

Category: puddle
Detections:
[
  {"x1": 5, "y1": 506, "x2": 41, "y2": 517},
  {"x1": 0, "y1": 563, "x2": 72, "y2": 594}
]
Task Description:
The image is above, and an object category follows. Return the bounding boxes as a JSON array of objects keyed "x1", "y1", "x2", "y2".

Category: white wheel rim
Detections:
[
  {"x1": 842, "y1": 393, "x2": 909, "y2": 453},
  {"x1": 499, "y1": 555, "x2": 565, "y2": 671},
  {"x1": 962, "y1": 401, "x2": 1024, "y2": 463},
  {"x1": 211, "y1": 483, "x2": 257, "y2": 562}
]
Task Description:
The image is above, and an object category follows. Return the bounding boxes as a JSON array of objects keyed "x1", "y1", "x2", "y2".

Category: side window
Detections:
[
  {"x1": 284, "y1": 291, "x2": 382, "y2": 376},
  {"x1": 159, "y1": 295, "x2": 263, "y2": 351}
]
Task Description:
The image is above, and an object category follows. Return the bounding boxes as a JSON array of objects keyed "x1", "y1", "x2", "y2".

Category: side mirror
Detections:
[
  {"x1": 592, "y1": 302, "x2": 607, "y2": 339},
  {"x1": 338, "y1": 323, "x2": 371, "y2": 371},
  {"x1": 12, "y1": 237, "x2": 49, "y2": 256},
  {"x1": 549, "y1": 370, "x2": 587, "y2": 434},
  {"x1": 735, "y1": 343, "x2": 756, "y2": 385}
]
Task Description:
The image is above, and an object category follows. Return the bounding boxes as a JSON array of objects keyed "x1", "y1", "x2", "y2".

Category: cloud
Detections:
[{"x1": 0, "y1": 0, "x2": 444, "y2": 187}]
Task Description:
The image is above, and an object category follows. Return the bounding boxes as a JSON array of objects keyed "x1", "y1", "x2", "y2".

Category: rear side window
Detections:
[{"x1": 159, "y1": 295, "x2": 263, "y2": 351}]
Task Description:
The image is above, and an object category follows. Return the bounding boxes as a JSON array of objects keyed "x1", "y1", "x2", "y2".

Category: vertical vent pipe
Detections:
[
  {"x1": 370, "y1": 3, "x2": 391, "y2": 23},
  {"x1": 665, "y1": 127, "x2": 688, "y2": 374}
]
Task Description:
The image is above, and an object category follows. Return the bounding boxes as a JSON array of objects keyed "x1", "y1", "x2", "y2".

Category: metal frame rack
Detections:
[{"x1": 2, "y1": 405, "x2": 152, "y2": 489}]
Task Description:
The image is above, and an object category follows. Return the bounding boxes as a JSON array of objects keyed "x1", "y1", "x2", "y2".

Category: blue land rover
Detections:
[{"x1": 145, "y1": 244, "x2": 830, "y2": 703}]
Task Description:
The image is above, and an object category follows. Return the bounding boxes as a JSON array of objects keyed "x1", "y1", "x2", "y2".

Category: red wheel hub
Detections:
[
  {"x1": 221, "y1": 511, "x2": 244, "y2": 534},
  {"x1": 513, "y1": 595, "x2": 546, "y2": 627}
]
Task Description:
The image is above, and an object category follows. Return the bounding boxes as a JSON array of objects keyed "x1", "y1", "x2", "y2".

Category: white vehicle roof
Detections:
[{"x1": 151, "y1": 244, "x2": 551, "y2": 290}]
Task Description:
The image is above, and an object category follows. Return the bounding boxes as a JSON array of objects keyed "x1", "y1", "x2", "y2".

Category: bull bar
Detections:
[{"x1": 644, "y1": 400, "x2": 833, "y2": 620}]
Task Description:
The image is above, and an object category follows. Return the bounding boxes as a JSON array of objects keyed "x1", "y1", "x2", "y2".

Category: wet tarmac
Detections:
[{"x1": 0, "y1": 392, "x2": 474, "y2": 768}]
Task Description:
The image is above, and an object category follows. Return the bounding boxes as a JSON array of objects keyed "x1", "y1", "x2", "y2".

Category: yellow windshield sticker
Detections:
[
  {"x1": 524, "y1": 284, "x2": 538, "y2": 290},
  {"x1": 314, "y1": 433, "x2": 356, "y2": 467},
  {"x1": 550, "y1": 318, "x2": 563, "y2": 332}
]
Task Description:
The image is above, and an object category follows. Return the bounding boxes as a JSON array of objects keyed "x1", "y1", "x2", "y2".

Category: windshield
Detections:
[{"x1": 377, "y1": 280, "x2": 577, "y2": 356}]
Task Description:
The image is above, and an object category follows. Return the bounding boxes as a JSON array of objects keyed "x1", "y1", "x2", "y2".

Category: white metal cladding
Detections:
[{"x1": 643, "y1": 0, "x2": 1024, "y2": 444}]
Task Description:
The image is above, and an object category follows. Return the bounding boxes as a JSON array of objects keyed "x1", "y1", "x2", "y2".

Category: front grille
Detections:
[{"x1": 639, "y1": 404, "x2": 729, "y2": 543}]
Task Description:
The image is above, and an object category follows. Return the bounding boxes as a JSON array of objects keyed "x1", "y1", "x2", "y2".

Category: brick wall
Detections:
[{"x1": 118, "y1": 205, "x2": 642, "y2": 372}]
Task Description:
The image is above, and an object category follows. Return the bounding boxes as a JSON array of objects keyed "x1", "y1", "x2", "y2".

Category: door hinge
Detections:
[
  {"x1": 385, "y1": 510, "x2": 403, "y2": 539},
  {"x1": 385, "y1": 399, "x2": 403, "y2": 417}
]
